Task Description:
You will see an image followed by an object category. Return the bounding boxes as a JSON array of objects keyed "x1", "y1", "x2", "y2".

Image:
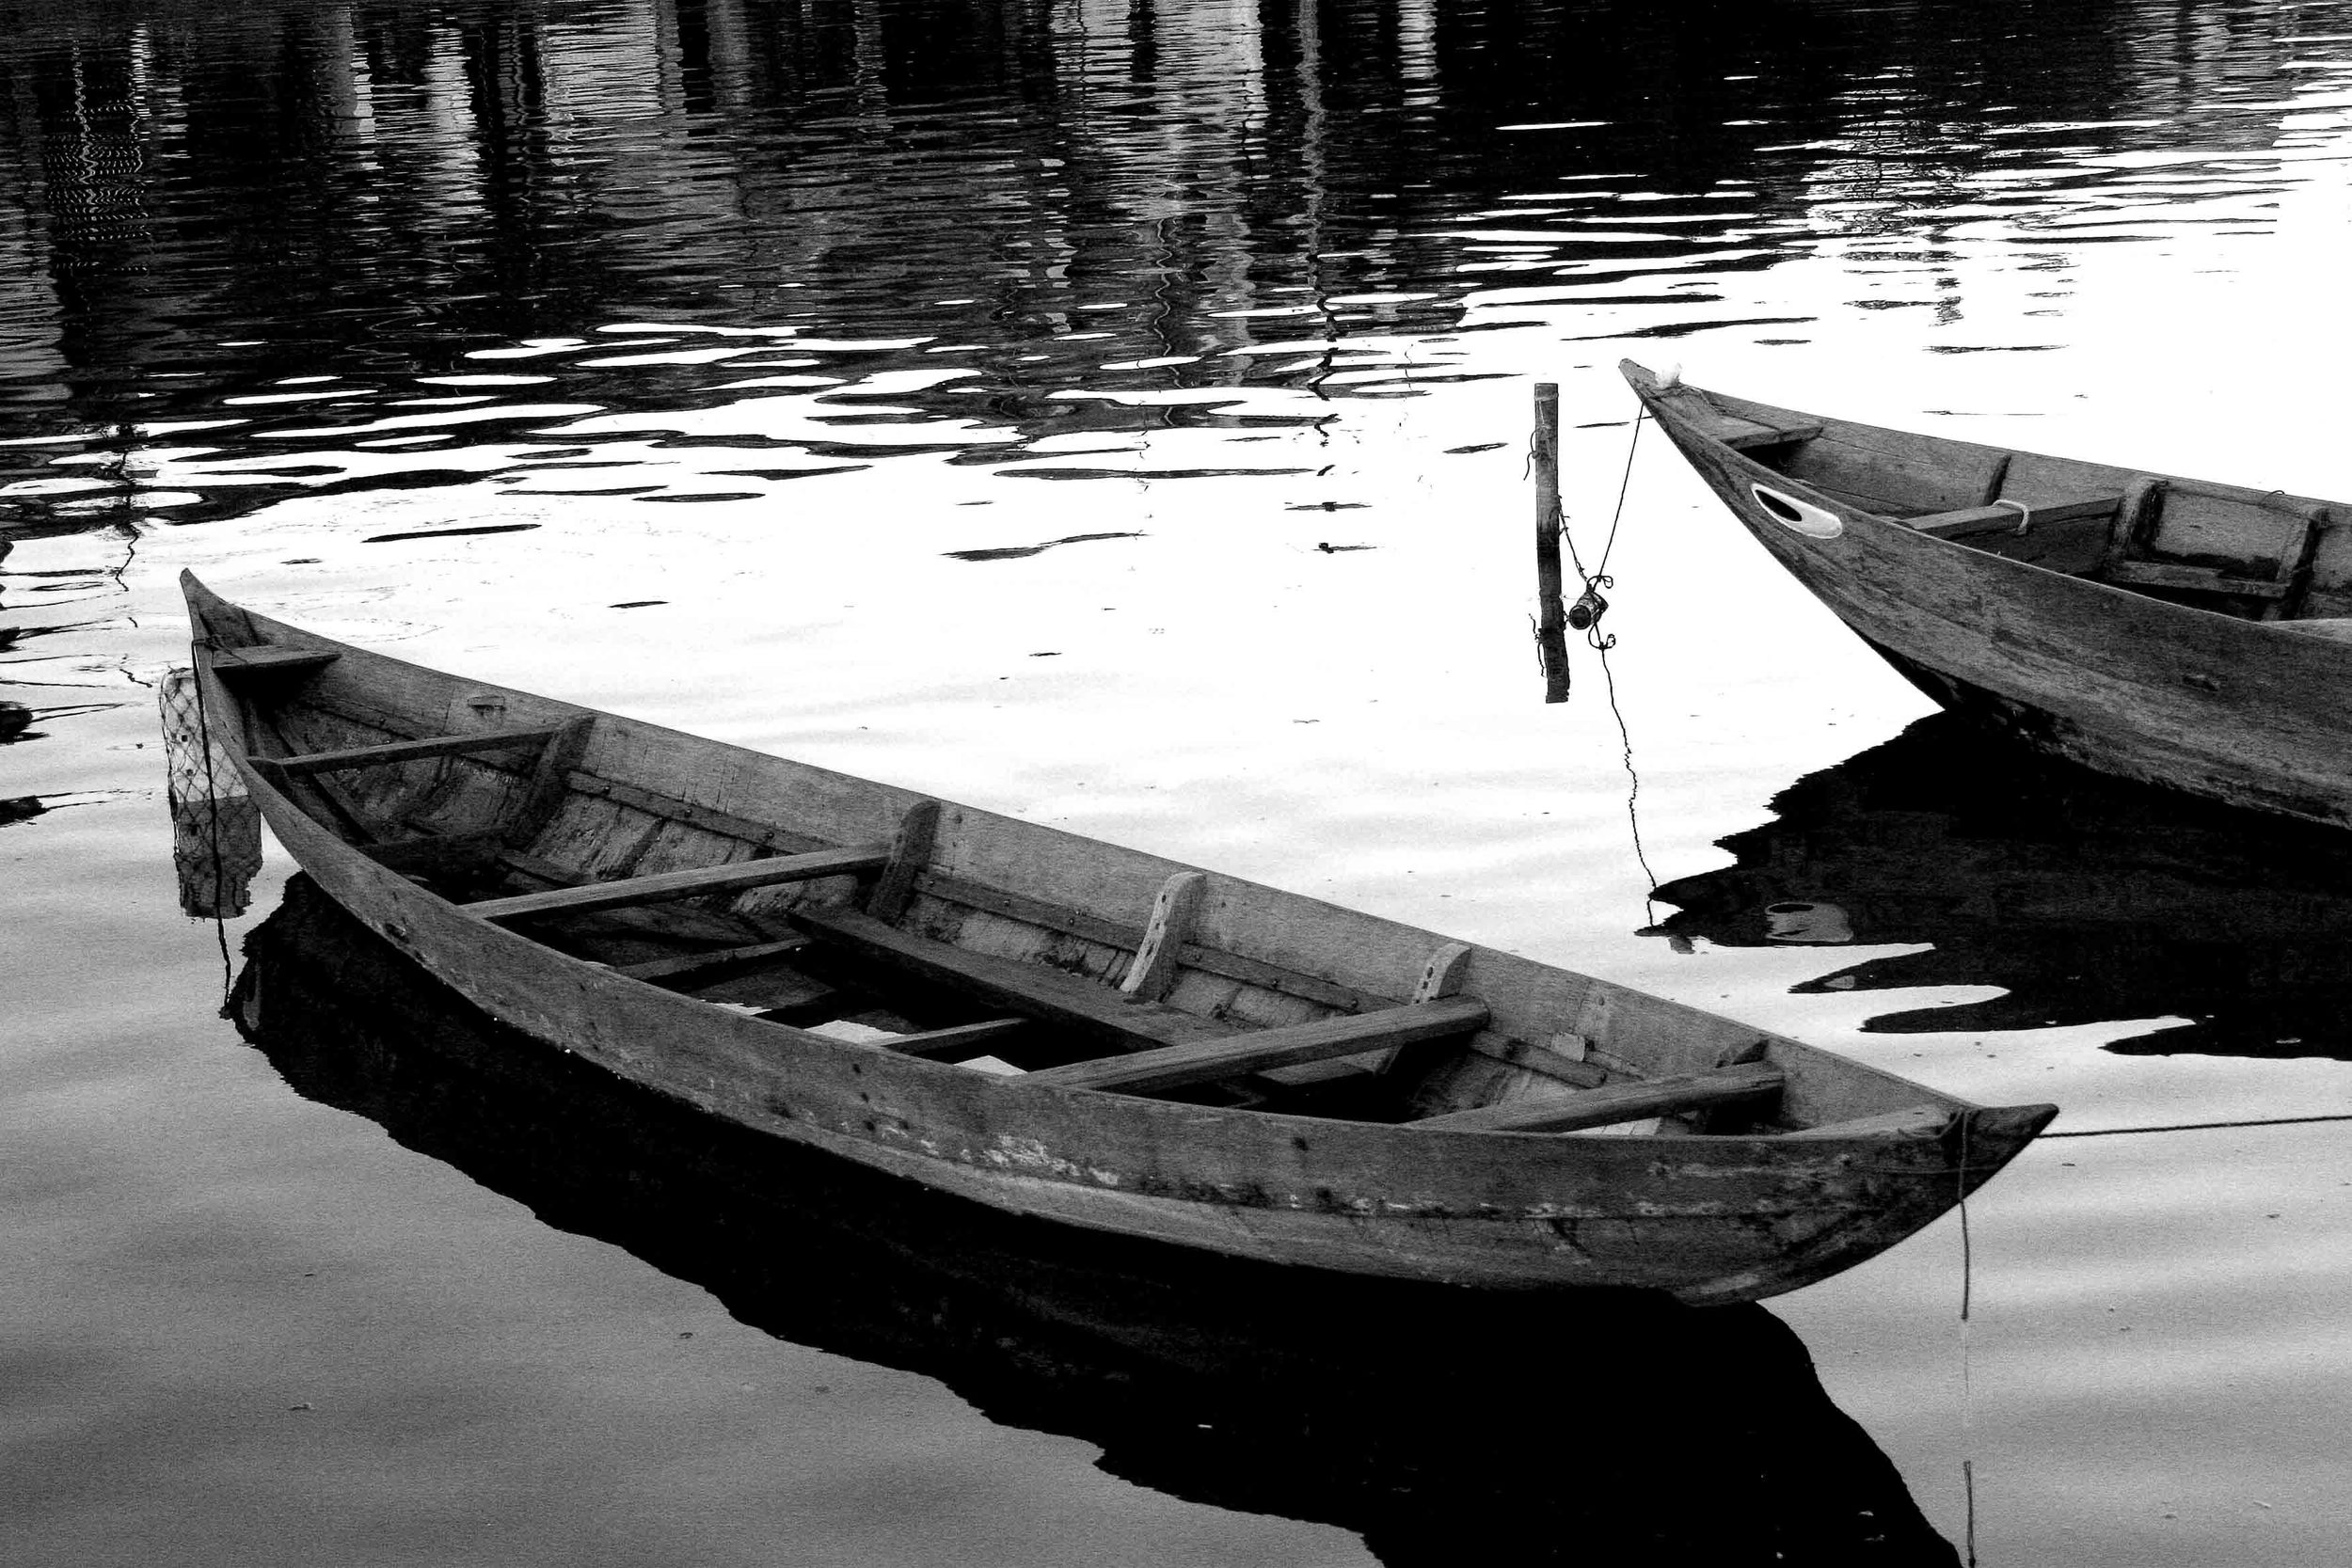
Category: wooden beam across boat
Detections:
[
  {"x1": 210, "y1": 644, "x2": 341, "y2": 679},
  {"x1": 1413, "y1": 1064, "x2": 1785, "y2": 1134},
  {"x1": 613, "y1": 937, "x2": 815, "y2": 984},
  {"x1": 788, "y1": 905, "x2": 1235, "y2": 1051},
  {"x1": 1025, "y1": 997, "x2": 1490, "y2": 1094},
  {"x1": 271, "y1": 724, "x2": 568, "y2": 777},
  {"x1": 466, "y1": 847, "x2": 888, "y2": 923},
  {"x1": 882, "y1": 1019, "x2": 1028, "y2": 1059}
]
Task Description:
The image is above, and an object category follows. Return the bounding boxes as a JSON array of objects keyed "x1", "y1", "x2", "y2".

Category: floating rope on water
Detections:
[{"x1": 2042, "y1": 1111, "x2": 2352, "y2": 1139}]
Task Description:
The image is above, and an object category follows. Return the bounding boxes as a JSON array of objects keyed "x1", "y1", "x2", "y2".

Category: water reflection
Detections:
[
  {"x1": 4, "y1": 0, "x2": 2349, "y2": 529},
  {"x1": 231, "y1": 873, "x2": 1957, "y2": 1567},
  {"x1": 1649, "y1": 713, "x2": 2352, "y2": 1058}
]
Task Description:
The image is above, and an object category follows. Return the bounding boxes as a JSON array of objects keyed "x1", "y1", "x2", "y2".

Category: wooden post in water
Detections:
[{"x1": 1533, "y1": 383, "x2": 1572, "y2": 703}]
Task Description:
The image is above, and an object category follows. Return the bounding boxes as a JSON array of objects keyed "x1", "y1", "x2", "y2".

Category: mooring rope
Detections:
[
  {"x1": 2042, "y1": 1111, "x2": 2352, "y2": 1139},
  {"x1": 1594, "y1": 408, "x2": 1644, "y2": 586},
  {"x1": 1593, "y1": 641, "x2": 1659, "y2": 923}
]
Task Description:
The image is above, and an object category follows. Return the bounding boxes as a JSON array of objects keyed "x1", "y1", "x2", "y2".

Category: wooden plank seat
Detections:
[
  {"x1": 1721, "y1": 419, "x2": 1824, "y2": 451},
  {"x1": 467, "y1": 847, "x2": 889, "y2": 924},
  {"x1": 787, "y1": 906, "x2": 1235, "y2": 1052},
  {"x1": 1024, "y1": 997, "x2": 1491, "y2": 1095},
  {"x1": 882, "y1": 1019, "x2": 1028, "y2": 1060},
  {"x1": 1411, "y1": 1062, "x2": 1785, "y2": 1134},
  {"x1": 268, "y1": 724, "x2": 567, "y2": 777},
  {"x1": 211, "y1": 644, "x2": 340, "y2": 679},
  {"x1": 914, "y1": 867, "x2": 1385, "y2": 1014},
  {"x1": 1902, "y1": 493, "x2": 2122, "y2": 540},
  {"x1": 614, "y1": 936, "x2": 815, "y2": 984},
  {"x1": 2097, "y1": 559, "x2": 2292, "y2": 600}
]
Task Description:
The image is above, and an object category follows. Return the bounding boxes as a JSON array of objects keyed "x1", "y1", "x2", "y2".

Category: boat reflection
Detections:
[
  {"x1": 1650, "y1": 714, "x2": 2352, "y2": 1058},
  {"x1": 230, "y1": 875, "x2": 1957, "y2": 1567}
]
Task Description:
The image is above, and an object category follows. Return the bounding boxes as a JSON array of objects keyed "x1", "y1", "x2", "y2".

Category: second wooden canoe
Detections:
[{"x1": 1625, "y1": 359, "x2": 2352, "y2": 829}]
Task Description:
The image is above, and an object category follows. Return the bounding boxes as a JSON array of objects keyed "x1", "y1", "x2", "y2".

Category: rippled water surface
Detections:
[{"x1": 10, "y1": 1, "x2": 2352, "y2": 1562}]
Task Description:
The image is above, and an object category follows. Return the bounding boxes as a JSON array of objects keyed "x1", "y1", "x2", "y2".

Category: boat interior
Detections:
[
  {"x1": 1653, "y1": 381, "x2": 2352, "y2": 632},
  {"x1": 194, "y1": 613, "x2": 1900, "y2": 1145}
]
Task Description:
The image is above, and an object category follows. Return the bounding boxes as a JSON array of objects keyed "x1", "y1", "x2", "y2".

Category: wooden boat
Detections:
[
  {"x1": 182, "y1": 571, "x2": 2053, "y2": 1305},
  {"x1": 1625, "y1": 359, "x2": 2352, "y2": 829}
]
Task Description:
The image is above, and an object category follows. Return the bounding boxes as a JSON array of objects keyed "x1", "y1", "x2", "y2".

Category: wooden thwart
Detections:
[
  {"x1": 884, "y1": 1019, "x2": 1028, "y2": 1059},
  {"x1": 274, "y1": 724, "x2": 566, "y2": 777},
  {"x1": 1784, "y1": 1105, "x2": 1954, "y2": 1140},
  {"x1": 2099, "y1": 560, "x2": 2292, "y2": 599},
  {"x1": 615, "y1": 937, "x2": 815, "y2": 984},
  {"x1": 212, "y1": 645, "x2": 340, "y2": 678},
  {"x1": 1722, "y1": 420, "x2": 1824, "y2": 451},
  {"x1": 1414, "y1": 1062, "x2": 1785, "y2": 1134},
  {"x1": 788, "y1": 906, "x2": 1234, "y2": 1050},
  {"x1": 913, "y1": 868, "x2": 1385, "y2": 1013},
  {"x1": 1904, "y1": 493, "x2": 2121, "y2": 539},
  {"x1": 1025, "y1": 996, "x2": 1490, "y2": 1094},
  {"x1": 467, "y1": 847, "x2": 888, "y2": 923}
]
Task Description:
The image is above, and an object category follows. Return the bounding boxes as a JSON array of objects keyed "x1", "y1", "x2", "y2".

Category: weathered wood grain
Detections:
[{"x1": 183, "y1": 569, "x2": 2058, "y2": 1304}]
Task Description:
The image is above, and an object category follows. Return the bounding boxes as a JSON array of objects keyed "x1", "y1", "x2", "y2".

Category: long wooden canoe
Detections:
[
  {"x1": 183, "y1": 571, "x2": 2052, "y2": 1305},
  {"x1": 1625, "y1": 359, "x2": 2352, "y2": 828}
]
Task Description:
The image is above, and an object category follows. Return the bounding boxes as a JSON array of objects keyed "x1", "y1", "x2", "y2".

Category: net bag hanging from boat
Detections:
[{"x1": 161, "y1": 666, "x2": 262, "y2": 919}]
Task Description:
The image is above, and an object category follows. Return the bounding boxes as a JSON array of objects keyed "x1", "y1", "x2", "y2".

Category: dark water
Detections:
[{"x1": 10, "y1": 1, "x2": 2352, "y2": 1562}]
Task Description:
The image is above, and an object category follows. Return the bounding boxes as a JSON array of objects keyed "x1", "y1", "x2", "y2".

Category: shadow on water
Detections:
[
  {"x1": 1650, "y1": 713, "x2": 2352, "y2": 1060},
  {"x1": 229, "y1": 874, "x2": 1956, "y2": 1567}
]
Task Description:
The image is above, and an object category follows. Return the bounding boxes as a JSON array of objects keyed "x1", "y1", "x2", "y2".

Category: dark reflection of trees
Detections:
[
  {"x1": 1649, "y1": 714, "x2": 2352, "y2": 1059},
  {"x1": 0, "y1": 0, "x2": 2289, "y2": 419},
  {"x1": 230, "y1": 874, "x2": 1957, "y2": 1568},
  {"x1": 0, "y1": 0, "x2": 2329, "y2": 538}
]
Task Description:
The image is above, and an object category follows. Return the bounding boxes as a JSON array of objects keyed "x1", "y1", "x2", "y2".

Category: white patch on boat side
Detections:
[
  {"x1": 984, "y1": 1134, "x2": 1122, "y2": 1185},
  {"x1": 1749, "y1": 482, "x2": 1844, "y2": 539}
]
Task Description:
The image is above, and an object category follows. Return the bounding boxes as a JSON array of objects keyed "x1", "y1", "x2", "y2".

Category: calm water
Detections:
[{"x1": 8, "y1": 0, "x2": 2352, "y2": 1561}]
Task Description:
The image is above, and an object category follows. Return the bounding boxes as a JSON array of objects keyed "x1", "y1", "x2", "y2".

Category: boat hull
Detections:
[
  {"x1": 1630, "y1": 369, "x2": 2352, "y2": 829},
  {"x1": 188, "y1": 576, "x2": 2049, "y2": 1305}
]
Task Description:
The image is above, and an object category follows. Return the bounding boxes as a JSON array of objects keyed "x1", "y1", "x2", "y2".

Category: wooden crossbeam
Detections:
[
  {"x1": 1721, "y1": 420, "x2": 1824, "y2": 451},
  {"x1": 886, "y1": 1019, "x2": 1028, "y2": 1059},
  {"x1": 2099, "y1": 559, "x2": 2292, "y2": 599},
  {"x1": 1412, "y1": 1063, "x2": 1785, "y2": 1134},
  {"x1": 467, "y1": 847, "x2": 888, "y2": 923},
  {"x1": 1904, "y1": 493, "x2": 2121, "y2": 539},
  {"x1": 1784, "y1": 1105, "x2": 1953, "y2": 1140},
  {"x1": 787, "y1": 906, "x2": 1233, "y2": 1052},
  {"x1": 1025, "y1": 996, "x2": 1489, "y2": 1095},
  {"x1": 614, "y1": 937, "x2": 815, "y2": 984},
  {"x1": 212, "y1": 645, "x2": 341, "y2": 679},
  {"x1": 274, "y1": 724, "x2": 565, "y2": 777}
]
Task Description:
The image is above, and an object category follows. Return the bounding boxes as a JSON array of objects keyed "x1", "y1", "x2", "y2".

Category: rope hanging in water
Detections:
[{"x1": 1529, "y1": 388, "x2": 1659, "y2": 914}]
